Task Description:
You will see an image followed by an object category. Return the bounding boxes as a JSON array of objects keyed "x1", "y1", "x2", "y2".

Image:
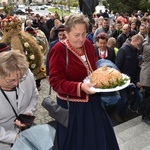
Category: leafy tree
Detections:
[
  {"x1": 139, "y1": 0, "x2": 150, "y2": 12},
  {"x1": 104, "y1": 0, "x2": 149, "y2": 14}
]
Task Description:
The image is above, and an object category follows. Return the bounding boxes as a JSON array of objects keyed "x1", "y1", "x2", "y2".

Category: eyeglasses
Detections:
[{"x1": 4, "y1": 74, "x2": 27, "y2": 85}]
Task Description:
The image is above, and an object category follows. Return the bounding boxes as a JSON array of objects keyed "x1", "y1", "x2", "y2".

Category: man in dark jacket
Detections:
[
  {"x1": 46, "y1": 13, "x2": 55, "y2": 34},
  {"x1": 115, "y1": 34, "x2": 144, "y2": 123},
  {"x1": 111, "y1": 21, "x2": 122, "y2": 40},
  {"x1": 116, "y1": 24, "x2": 130, "y2": 48},
  {"x1": 38, "y1": 16, "x2": 50, "y2": 42}
]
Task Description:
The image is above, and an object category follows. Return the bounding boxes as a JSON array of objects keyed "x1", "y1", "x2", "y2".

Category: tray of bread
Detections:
[{"x1": 84, "y1": 65, "x2": 130, "y2": 92}]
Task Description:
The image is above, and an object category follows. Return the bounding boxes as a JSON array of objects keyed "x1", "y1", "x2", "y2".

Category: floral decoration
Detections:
[
  {"x1": 0, "y1": 15, "x2": 46, "y2": 80},
  {"x1": 22, "y1": 39, "x2": 37, "y2": 70},
  {"x1": 20, "y1": 33, "x2": 46, "y2": 78},
  {"x1": 0, "y1": 16, "x2": 22, "y2": 32}
]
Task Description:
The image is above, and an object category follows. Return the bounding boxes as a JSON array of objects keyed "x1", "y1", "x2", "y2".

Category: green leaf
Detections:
[{"x1": 99, "y1": 78, "x2": 129, "y2": 89}]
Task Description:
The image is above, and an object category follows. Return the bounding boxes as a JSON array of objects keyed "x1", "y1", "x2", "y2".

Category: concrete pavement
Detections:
[{"x1": 34, "y1": 78, "x2": 56, "y2": 124}]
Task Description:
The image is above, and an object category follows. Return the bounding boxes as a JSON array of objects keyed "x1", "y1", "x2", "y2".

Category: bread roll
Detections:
[{"x1": 90, "y1": 65, "x2": 123, "y2": 88}]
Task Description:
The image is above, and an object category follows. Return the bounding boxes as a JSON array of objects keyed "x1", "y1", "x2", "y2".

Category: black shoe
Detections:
[
  {"x1": 128, "y1": 106, "x2": 136, "y2": 113},
  {"x1": 142, "y1": 117, "x2": 150, "y2": 125},
  {"x1": 136, "y1": 107, "x2": 143, "y2": 115},
  {"x1": 136, "y1": 109, "x2": 142, "y2": 115},
  {"x1": 122, "y1": 115, "x2": 129, "y2": 121}
]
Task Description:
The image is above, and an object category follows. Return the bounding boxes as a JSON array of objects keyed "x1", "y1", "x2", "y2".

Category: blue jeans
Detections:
[
  {"x1": 116, "y1": 87, "x2": 130, "y2": 116},
  {"x1": 116, "y1": 85, "x2": 143, "y2": 115},
  {"x1": 129, "y1": 85, "x2": 143, "y2": 110}
]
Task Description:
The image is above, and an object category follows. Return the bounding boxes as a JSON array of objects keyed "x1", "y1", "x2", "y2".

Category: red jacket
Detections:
[{"x1": 49, "y1": 39, "x2": 97, "y2": 102}]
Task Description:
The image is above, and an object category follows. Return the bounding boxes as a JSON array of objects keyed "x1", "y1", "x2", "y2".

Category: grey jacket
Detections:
[
  {"x1": 140, "y1": 36, "x2": 150, "y2": 87},
  {"x1": 93, "y1": 27, "x2": 112, "y2": 43},
  {"x1": 0, "y1": 69, "x2": 38, "y2": 150}
]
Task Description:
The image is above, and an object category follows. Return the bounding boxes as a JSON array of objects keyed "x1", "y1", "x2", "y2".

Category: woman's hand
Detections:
[
  {"x1": 14, "y1": 119, "x2": 26, "y2": 128},
  {"x1": 81, "y1": 82, "x2": 96, "y2": 95},
  {"x1": 14, "y1": 113, "x2": 32, "y2": 128}
]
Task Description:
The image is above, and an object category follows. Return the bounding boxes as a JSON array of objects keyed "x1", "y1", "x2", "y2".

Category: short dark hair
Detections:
[
  {"x1": 103, "y1": 17, "x2": 109, "y2": 21},
  {"x1": 96, "y1": 32, "x2": 108, "y2": 42}
]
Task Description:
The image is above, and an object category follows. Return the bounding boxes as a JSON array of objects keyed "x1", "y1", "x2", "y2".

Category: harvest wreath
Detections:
[{"x1": 0, "y1": 15, "x2": 46, "y2": 80}]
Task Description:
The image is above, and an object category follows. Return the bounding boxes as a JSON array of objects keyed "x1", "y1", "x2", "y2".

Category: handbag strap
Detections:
[
  {"x1": 65, "y1": 46, "x2": 70, "y2": 109},
  {"x1": 0, "y1": 88, "x2": 18, "y2": 117}
]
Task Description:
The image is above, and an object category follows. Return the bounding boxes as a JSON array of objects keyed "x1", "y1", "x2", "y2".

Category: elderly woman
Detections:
[
  {"x1": 49, "y1": 14, "x2": 119, "y2": 150},
  {"x1": 95, "y1": 32, "x2": 116, "y2": 63},
  {"x1": 0, "y1": 51, "x2": 38, "y2": 150}
]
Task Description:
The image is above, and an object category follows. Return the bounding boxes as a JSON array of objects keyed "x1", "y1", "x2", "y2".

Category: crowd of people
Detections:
[
  {"x1": 87, "y1": 11, "x2": 150, "y2": 125},
  {"x1": 0, "y1": 7, "x2": 150, "y2": 150}
]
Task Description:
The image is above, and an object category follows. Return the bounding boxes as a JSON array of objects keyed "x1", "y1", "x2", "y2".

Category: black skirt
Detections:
[{"x1": 56, "y1": 93, "x2": 119, "y2": 150}]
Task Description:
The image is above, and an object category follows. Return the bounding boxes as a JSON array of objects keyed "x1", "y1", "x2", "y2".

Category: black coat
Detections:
[
  {"x1": 115, "y1": 43, "x2": 140, "y2": 83},
  {"x1": 111, "y1": 29, "x2": 122, "y2": 40},
  {"x1": 38, "y1": 22, "x2": 50, "y2": 42},
  {"x1": 46, "y1": 19, "x2": 54, "y2": 33},
  {"x1": 116, "y1": 33, "x2": 128, "y2": 48}
]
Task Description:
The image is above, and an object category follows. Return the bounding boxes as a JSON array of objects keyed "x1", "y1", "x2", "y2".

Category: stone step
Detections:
[
  {"x1": 114, "y1": 116, "x2": 150, "y2": 150},
  {"x1": 142, "y1": 145, "x2": 150, "y2": 150},
  {"x1": 118, "y1": 130, "x2": 150, "y2": 150},
  {"x1": 114, "y1": 116, "x2": 141, "y2": 134}
]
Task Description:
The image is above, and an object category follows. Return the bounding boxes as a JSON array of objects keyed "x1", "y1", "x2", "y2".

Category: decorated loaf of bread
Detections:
[{"x1": 90, "y1": 65, "x2": 123, "y2": 88}]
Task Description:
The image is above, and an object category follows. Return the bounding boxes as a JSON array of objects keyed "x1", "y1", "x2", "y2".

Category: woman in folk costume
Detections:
[{"x1": 49, "y1": 14, "x2": 119, "y2": 150}]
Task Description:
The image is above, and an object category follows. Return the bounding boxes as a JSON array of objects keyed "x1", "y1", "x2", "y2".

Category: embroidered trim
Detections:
[
  {"x1": 61, "y1": 40, "x2": 93, "y2": 75},
  {"x1": 57, "y1": 94, "x2": 89, "y2": 102},
  {"x1": 77, "y1": 82, "x2": 82, "y2": 97}
]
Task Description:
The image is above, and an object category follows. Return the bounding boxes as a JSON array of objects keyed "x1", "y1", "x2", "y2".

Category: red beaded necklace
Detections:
[{"x1": 65, "y1": 39, "x2": 84, "y2": 56}]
